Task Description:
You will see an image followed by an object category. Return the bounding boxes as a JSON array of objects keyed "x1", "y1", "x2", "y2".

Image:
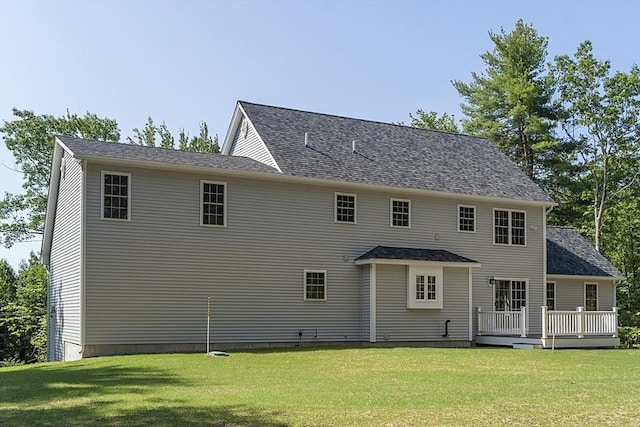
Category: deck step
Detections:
[{"x1": 512, "y1": 343, "x2": 535, "y2": 349}]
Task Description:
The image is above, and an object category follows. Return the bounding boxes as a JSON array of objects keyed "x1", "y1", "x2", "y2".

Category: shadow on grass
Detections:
[{"x1": 0, "y1": 362, "x2": 286, "y2": 426}]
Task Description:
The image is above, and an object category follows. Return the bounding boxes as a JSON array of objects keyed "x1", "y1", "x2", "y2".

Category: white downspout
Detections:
[
  {"x1": 370, "y1": 264, "x2": 376, "y2": 343},
  {"x1": 80, "y1": 159, "x2": 87, "y2": 357}
]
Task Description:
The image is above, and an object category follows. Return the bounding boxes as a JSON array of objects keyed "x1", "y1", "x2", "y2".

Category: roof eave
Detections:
[
  {"x1": 354, "y1": 258, "x2": 481, "y2": 268},
  {"x1": 547, "y1": 274, "x2": 624, "y2": 282}
]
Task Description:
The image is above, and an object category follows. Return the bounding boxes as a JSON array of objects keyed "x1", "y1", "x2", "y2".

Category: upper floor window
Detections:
[
  {"x1": 335, "y1": 193, "x2": 356, "y2": 223},
  {"x1": 101, "y1": 171, "x2": 131, "y2": 221},
  {"x1": 304, "y1": 270, "x2": 327, "y2": 301},
  {"x1": 585, "y1": 283, "x2": 598, "y2": 311},
  {"x1": 201, "y1": 180, "x2": 226, "y2": 227},
  {"x1": 390, "y1": 198, "x2": 410, "y2": 227},
  {"x1": 494, "y1": 209, "x2": 526, "y2": 246},
  {"x1": 458, "y1": 205, "x2": 476, "y2": 232}
]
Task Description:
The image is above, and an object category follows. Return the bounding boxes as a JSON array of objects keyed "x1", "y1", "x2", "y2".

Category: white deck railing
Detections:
[
  {"x1": 542, "y1": 306, "x2": 618, "y2": 338},
  {"x1": 477, "y1": 307, "x2": 527, "y2": 337}
]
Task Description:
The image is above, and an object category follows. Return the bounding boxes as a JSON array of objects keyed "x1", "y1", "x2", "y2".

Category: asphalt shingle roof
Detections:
[
  {"x1": 240, "y1": 101, "x2": 554, "y2": 203},
  {"x1": 356, "y1": 245, "x2": 479, "y2": 264},
  {"x1": 546, "y1": 226, "x2": 623, "y2": 278},
  {"x1": 57, "y1": 136, "x2": 280, "y2": 175}
]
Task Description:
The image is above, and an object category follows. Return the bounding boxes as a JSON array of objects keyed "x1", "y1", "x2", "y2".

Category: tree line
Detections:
[
  {"x1": 406, "y1": 20, "x2": 639, "y2": 342},
  {"x1": 1, "y1": 19, "x2": 639, "y2": 363}
]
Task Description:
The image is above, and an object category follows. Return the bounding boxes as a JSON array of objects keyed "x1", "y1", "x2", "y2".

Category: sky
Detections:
[{"x1": 1, "y1": 0, "x2": 639, "y2": 269}]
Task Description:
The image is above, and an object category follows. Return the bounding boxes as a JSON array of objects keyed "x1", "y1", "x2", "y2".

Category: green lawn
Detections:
[{"x1": 1, "y1": 347, "x2": 639, "y2": 426}]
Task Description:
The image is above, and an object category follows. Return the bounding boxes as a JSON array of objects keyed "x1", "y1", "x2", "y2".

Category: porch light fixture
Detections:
[{"x1": 488, "y1": 276, "x2": 496, "y2": 286}]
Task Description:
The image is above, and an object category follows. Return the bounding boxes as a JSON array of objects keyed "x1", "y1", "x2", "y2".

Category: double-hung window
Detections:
[
  {"x1": 495, "y1": 279, "x2": 527, "y2": 311},
  {"x1": 304, "y1": 270, "x2": 327, "y2": 301},
  {"x1": 101, "y1": 171, "x2": 131, "y2": 221},
  {"x1": 546, "y1": 282, "x2": 556, "y2": 310},
  {"x1": 585, "y1": 283, "x2": 598, "y2": 311},
  {"x1": 201, "y1": 180, "x2": 226, "y2": 226},
  {"x1": 335, "y1": 193, "x2": 356, "y2": 223},
  {"x1": 458, "y1": 205, "x2": 476, "y2": 232},
  {"x1": 390, "y1": 198, "x2": 410, "y2": 227},
  {"x1": 494, "y1": 209, "x2": 526, "y2": 245}
]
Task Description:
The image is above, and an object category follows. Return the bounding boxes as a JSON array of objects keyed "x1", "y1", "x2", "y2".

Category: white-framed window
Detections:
[
  {"x1": 458, "y1": 204, "x2": 476, "y2": 233},
  {"x1": 494, "y1": 279, "x2": 527, "y2": 311},
  {"x1": 493, "y1": 208, "x2": 526, "y2": 246},
  {"x1": 546, "y1": 281, "x2": 556, "y2": 310},
  {"x1": 101, "y1": 171, "x2": 131, "y2": 221},
  {"x1": 335, "y1": 192, "x2": 356, "y2": 223},
  {"x1": 304, "y1": 270, "x2": 327, "y2": 301},
  {"x1": 390, "y1": 198, "x2": 411, "y2": 228},
  {"x1": 585, "y1": 283, "x2": 598, "y2": 311},
  {"x1": 201, "y1": 180, "x2": 226, "y2": 227},
  {"x1": 408, "y1": 266, "x2": 443, "y2": 309}
]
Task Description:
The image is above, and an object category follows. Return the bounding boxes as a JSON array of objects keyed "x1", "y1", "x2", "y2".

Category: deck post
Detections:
[
  {"x1": 612, "y1": 307, "x2": 618, "y2": 338},
  {"x1": 520, "y1": 306, "x2": 527, "y2": 338},
  {"x1": 476, "y1": 307, "x2": 482, "y2": 336},
  {"x1": 577, "y1": 306, "x2": 585, "y2": 338},
  {"x1": 541, "y1": 306, "x2": 548, "y2": 339}
]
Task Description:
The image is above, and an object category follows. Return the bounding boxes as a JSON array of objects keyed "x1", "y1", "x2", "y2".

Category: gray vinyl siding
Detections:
[
  {"x1": 83, "y1": 162, "x2": 544, "y2": 346},
  {"x1": 48, "y1": 152, "x2": 83, "y2": 360},
  {"x1": 552, "y1": 278, "x2": 617, "y2": 311},
  {"x1": 376, "y1": 265, "x2": 469, "y2": 341},
  {"x1": 228, "y1": 116, "x2": 278, "y2": 169}
]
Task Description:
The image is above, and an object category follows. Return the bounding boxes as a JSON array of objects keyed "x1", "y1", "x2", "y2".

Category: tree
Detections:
[
  {"x1": 452, "y1": 20, "x2": 559, "y2": 183},
  {"x1": 0, "y1": 253, "x2": 47, "y2": 364},
  {"x1": 127, "y1": 116, "x2": 157, "y2": 147},
  {"x1": 399, "y1": 110, "x2": 459, "y2": 132},
  {"x1": 551, "y1": 41, "x2": 640, "y2": 251},
  {"x1": 0, "y1": 259, "x2": 16, "y2": 307},
  {"x1": 178, "y1": 122, "x2": 220, "y2": 153},
  {"x1": 0, "y1": 110, "x2": 120, "y2": 247}
]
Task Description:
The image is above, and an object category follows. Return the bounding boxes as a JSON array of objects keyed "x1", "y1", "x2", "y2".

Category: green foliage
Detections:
[
  {"x1": 452, "y1": 20, "x2": 561, "y2": 183},
  {"x1": 551, "y1": 41, "x2": 640, "y2": 251},
  {"x1": 0, "y1": 109, "x2": 120, "y2": 247},
  {"x1": 399, "y1": 109, "x2": 460, "y2": 132},
  {"x1": 0, "y1": 259, "x2": 17, "y2": 306},
  {"x1": 178, "y1": 122, "x2": 220, "y2": 153},
  {"x1": 0, "y1": 253, "x2": 47, "y2": 364},
  {"x1": 618, "y1": 327, "x2": 640, "y2": 349}
]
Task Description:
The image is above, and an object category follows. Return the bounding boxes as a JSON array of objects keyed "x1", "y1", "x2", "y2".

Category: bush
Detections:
[{"x1": 618, "y1": 326, "x2": 640, "y2": 349}]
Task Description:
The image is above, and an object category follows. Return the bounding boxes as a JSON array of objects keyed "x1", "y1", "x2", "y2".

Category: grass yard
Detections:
[{"x1": 1, "y1": 347, "x2": 640, "y2": 426}]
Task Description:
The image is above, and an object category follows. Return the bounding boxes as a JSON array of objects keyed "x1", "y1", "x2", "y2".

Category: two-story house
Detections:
[{"x1": 42, "y1": 101, "x2": 623, "y2": 361}]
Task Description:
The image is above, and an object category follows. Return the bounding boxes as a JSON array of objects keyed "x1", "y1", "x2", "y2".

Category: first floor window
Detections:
[
  {"x1": 304, "y1": 270, "x2": 327, "y2": 301},
  {"x1": 585, "y1": 283, "x2": 598, "y2": 311},
  {"x1": 546, "y1": 282, "x2": 556, "y2": 310},
  {"x1": 458, "y1": 205, "x2": 476, "y2": 232},
  {"x1": 494, "y1": 209, "x2": 526, "y2": 246},
  {"x1": 102, "y1": 171, "x2": 130, "y2": 220},
  {"x1": 408, "y1": 266, "x2": 443, "y2": 309},
  {"x1": 495, "y1": 279, "x2": 527, "y2": 311},
  {"x1": 201, "y1": 181, "x2": 226, "y2": 226},
  {"x1": 391, "y1": 199, "x2": 410, "y2": 227},
  {"x1": 335, "y1": 193, "x2": 356, "y2": 223}
]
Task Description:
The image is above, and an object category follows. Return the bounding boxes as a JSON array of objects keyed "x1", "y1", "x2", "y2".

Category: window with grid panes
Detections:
[
  {"x1": 494, "y1": 209, "x2": 526, "y2": 246},
  {"x1": 102, "y1": 172, "x2": 130, "y2": 220},
  {"x1": 335, "y1": 193, "x2": 356, "y2": 223},
  {"x1": 202, "y1": 181, "x2": 226, "y2": 226},
  {"x1": 304, "y1": 270, "x2": 326, "y2": 301},
  {"x1": 416, "y1": 275, "x2": 425, "y2": 300},
  {"x1": 391, "y1": 199, "x2": 410, "y2": 227},
  {"x1": 458, "y1": 205, "x2": 475, "y2": 232},
  {"x1": 495, "y1": 279, "x2": 527, "y2": 311},
  {"x1": 546, "y1": 282, "x2": 556, "y2": 310},
  {"x1": 585, "y1": 283, "x2": 598, "y2": 311}
]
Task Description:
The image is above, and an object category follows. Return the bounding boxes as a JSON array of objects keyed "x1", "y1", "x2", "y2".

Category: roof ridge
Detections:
[{"x1": 238, "y1": 100, "x2": 485, "y2": 140}]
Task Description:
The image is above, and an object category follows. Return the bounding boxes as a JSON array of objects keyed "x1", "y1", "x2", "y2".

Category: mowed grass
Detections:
[{"x1": 1, "y1": 348, "x2": 640, "y2": 426}]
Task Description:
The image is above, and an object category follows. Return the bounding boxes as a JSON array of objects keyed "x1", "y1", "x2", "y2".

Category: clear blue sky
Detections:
[{"x1": 1, "y1": 0, "x2": 639, "y2": 268}]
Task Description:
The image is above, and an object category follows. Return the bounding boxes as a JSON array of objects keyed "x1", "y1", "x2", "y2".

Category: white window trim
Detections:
[
  {"x1": 585, "y1": 282, "x2": 598, "y2": 311},
  {"x1": 200, "y1": 180, "x2": 227, "y2": 227},
  {"x1": 546, "y1": 281, "x2": 556, "y2": 310},
  {"x1": 457, "y1": 204, "x2": 476, "y2": 233},
  {"x1": 491, "y1": 277, "x2": 529, "y2": 310},
  {"x1": 303, "y1": 269, "x2": 327, "y2": 301},
  {"x1": 407, "y1": 265, "x2": 443, "y2": 309},
  {"x1": 334, "y1": 192, "x2": 357, "y2": 224},
  {"x1": 390, "y1": 198, "x2": 411, "y2": 228},
  {"x1": 100, "y1": 171, "x2": 131, "y2": 222},
  {"x1": 492, "y1": 208, "x2": 527, "y2": 246}
]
